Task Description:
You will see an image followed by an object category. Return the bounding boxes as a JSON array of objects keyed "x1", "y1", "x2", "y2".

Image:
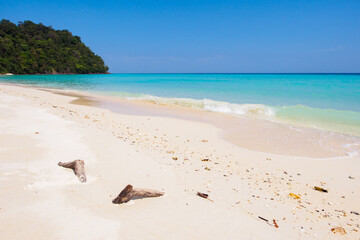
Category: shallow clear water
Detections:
[{"x1": 1, "y1": 73, "x2": 360, "y2": 135}]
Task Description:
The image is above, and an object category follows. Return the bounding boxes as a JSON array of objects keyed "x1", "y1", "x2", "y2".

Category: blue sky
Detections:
[{"x1": 1, "y1": 0, "x2": 360, "y2": 73}]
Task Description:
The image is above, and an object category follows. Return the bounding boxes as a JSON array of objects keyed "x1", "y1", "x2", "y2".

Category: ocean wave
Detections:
[
  {"x1": 126, "y1": 94, "x2": 276, "y2": 118},
  {"x1": 100, "y1": 91, "x2": 360, "y2": 136},
  {"x1": 202, "y1": 99, "x2": 276, "y2": 117}
]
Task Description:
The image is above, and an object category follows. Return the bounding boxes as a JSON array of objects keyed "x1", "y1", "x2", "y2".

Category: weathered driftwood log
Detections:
[
  {"x1": 112, "y1": 184, "x2": 164, "y2": 204},
  {"x1": 58, "y1": 159, "x2": 87, "y2": 183}
]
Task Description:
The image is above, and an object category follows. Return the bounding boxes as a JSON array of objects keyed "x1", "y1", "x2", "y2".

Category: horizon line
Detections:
[{"x1": 108, "y1": 72, "x2": 360, "y2": 74}]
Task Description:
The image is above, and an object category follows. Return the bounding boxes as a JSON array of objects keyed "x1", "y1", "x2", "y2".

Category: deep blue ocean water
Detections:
[{"x1": 1, "y1": 73, "x2": 360, "y2": 135}]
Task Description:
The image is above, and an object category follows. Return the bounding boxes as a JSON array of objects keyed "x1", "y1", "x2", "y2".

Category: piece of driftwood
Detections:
[
  {"x1": 197, "y1": 192, "x2": 209, "y2": 199},
  {"x1": 58, "y1": 159, "x2": 87, "y2": 183},
  {"x1": 112, "y1": 184, "x2": 164, "y2": 204},
  {"x1": 314, "y1": 186, "x2": 328, "y2": 193},
  {"x1": 258, "y1": 216, "x2": 268, "y2": 222},
  {"x1": 196, "y1": 192, "x2": 214, "y2": 202}
]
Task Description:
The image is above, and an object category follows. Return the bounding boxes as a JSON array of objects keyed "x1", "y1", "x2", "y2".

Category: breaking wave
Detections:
[
  {"x1": 98, "y1": 91, "x2": 360, "y2": 136},
  {"x1": 105, "y1": 91, "x2": 276, "y2": 118}
]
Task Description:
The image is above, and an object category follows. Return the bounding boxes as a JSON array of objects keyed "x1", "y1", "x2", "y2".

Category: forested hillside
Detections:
[{"x1": 0, "y1": 19, "x2": 109, "y2": 74}]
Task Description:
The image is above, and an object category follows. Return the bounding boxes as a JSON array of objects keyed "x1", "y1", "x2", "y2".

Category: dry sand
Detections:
[{"x1": 0, "y1": 83, "x2": 359, "y2": 240}]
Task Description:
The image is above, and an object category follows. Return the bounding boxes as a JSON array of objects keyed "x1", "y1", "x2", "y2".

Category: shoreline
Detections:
[
  {"x1": 0, "y1": 83, "x2": 359, "y2": 239},
  {"x1": 2, "y1": 72, "x2": 360, "y2": 75},
  {"x1": 28, "y1": 83, "x2": 360, "y2": 159},
  {"x1": 0, "y1": 72, "x2": 110, "y2": 76},
  {"x1": 1, "y1": 75, "x2": 360, "y2": 137}
]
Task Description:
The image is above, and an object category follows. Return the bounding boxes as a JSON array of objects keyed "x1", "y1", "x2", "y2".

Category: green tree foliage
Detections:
[{"x1": 0, "y1": 19, "x2": 109, "y2": 74}]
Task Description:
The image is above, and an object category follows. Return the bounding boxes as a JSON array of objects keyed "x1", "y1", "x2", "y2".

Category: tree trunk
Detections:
[
  {"x1": 58, "y1": 159, "x2": 87, "y2": 183},
  {"x1": 112, "y1": 184, "x2": 164, "y2": 204}
]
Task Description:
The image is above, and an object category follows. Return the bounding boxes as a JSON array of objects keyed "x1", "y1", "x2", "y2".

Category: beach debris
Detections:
[
  {"x1": 58, "y1": 159, "x2": 87, "y2": 183},
  {"x1": 335, "y1": 210, "x2": 347, "y2": 217},
  {"x1": 314, "y1": 186, "x2": 328, "y2": 193},
  {"x1": 172, "y1": 157, "x2": 178, "y2": 160},
  {"x1": 289, "y1": 193, "x2": 301, "y2": 199},
  {"x1": 258, "y1": 216, "x2": 268, "y2": 222},
  {"x1": 112, "y1": 184, "x2": 164, "y2": 204},
  {"x1": 204, "y1": 167, "x2": 211, "y2": 171},
  {"x1": 197, "y1": 192, "x2": 209, "y2": 199},
  {"x1": 52, "y1": 105, "x2": 57, "y2": 108},
  {"x1": 35, "y1": 131, "x2": 39, "y2": 134},
  {"x1": 197, "y1": 192, "x2": 214, "y2": 202},
  {"x1": 201, "y1": 158, "x2": 210, "y2": 161},
  {"x1": 350, "y1": 211, "x2": 359, "y2": 216},
  {"x1": 349, "y1": 176, "x2": 355, "y2": 179},
  {"x1": 331, "y1": 227, "x2": 346, "y2": 235},
  {"x1": 201, "y1": 139, "x2": 208, "y2": 142},
  {"x1": 273, "y1": 219, "x2": 279, "y2": 228}
]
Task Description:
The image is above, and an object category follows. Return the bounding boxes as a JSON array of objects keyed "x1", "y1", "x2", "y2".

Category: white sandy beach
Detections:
[{"x1": 0, "y1": 83, "x2": 359, "y2": 240}]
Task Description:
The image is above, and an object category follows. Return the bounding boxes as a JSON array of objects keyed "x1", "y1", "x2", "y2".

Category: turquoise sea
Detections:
[{"x1": 1, "y1": 73, "x2": 360, "y2": 136}]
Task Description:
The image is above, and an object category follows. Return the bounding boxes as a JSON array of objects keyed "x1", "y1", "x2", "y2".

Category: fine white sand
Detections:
[{"x1": 0, "y1": 84, "x2": 359, "y2": 240}]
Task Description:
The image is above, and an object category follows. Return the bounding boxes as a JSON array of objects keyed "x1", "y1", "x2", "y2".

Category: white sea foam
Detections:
[
  {"x1": 342, "y1": 142, "x2": 360, "y2": 157},
  {"x1": 124, "y1": 94, "x2": 276, "y2": 118},
  {"x1": 202, "y1": 99, "x2": 276, "y2": 117}
]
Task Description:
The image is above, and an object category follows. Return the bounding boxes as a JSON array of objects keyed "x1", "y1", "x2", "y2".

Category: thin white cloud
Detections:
[{"x1": 321, "y1": 46, "x2": 345, "y2": 52}]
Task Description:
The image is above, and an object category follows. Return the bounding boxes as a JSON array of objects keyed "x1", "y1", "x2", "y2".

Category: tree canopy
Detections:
[{"x1": 0, "y1": 19, "x2": 109, "y2": 74}]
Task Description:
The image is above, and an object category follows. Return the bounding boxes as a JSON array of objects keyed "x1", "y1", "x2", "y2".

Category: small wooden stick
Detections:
[
  {"x1": 197, "y1": 192, "x2": 214, "y2": 202},
  {"x1": 112, "y1": 184, "x2": 164, "y2": 204},
  {"x1": 258, "y1": 216, "x2": 269, "y2": 222},
  {"x1": 58, "y1": 159, "x2": 87, "y2": 183}
]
